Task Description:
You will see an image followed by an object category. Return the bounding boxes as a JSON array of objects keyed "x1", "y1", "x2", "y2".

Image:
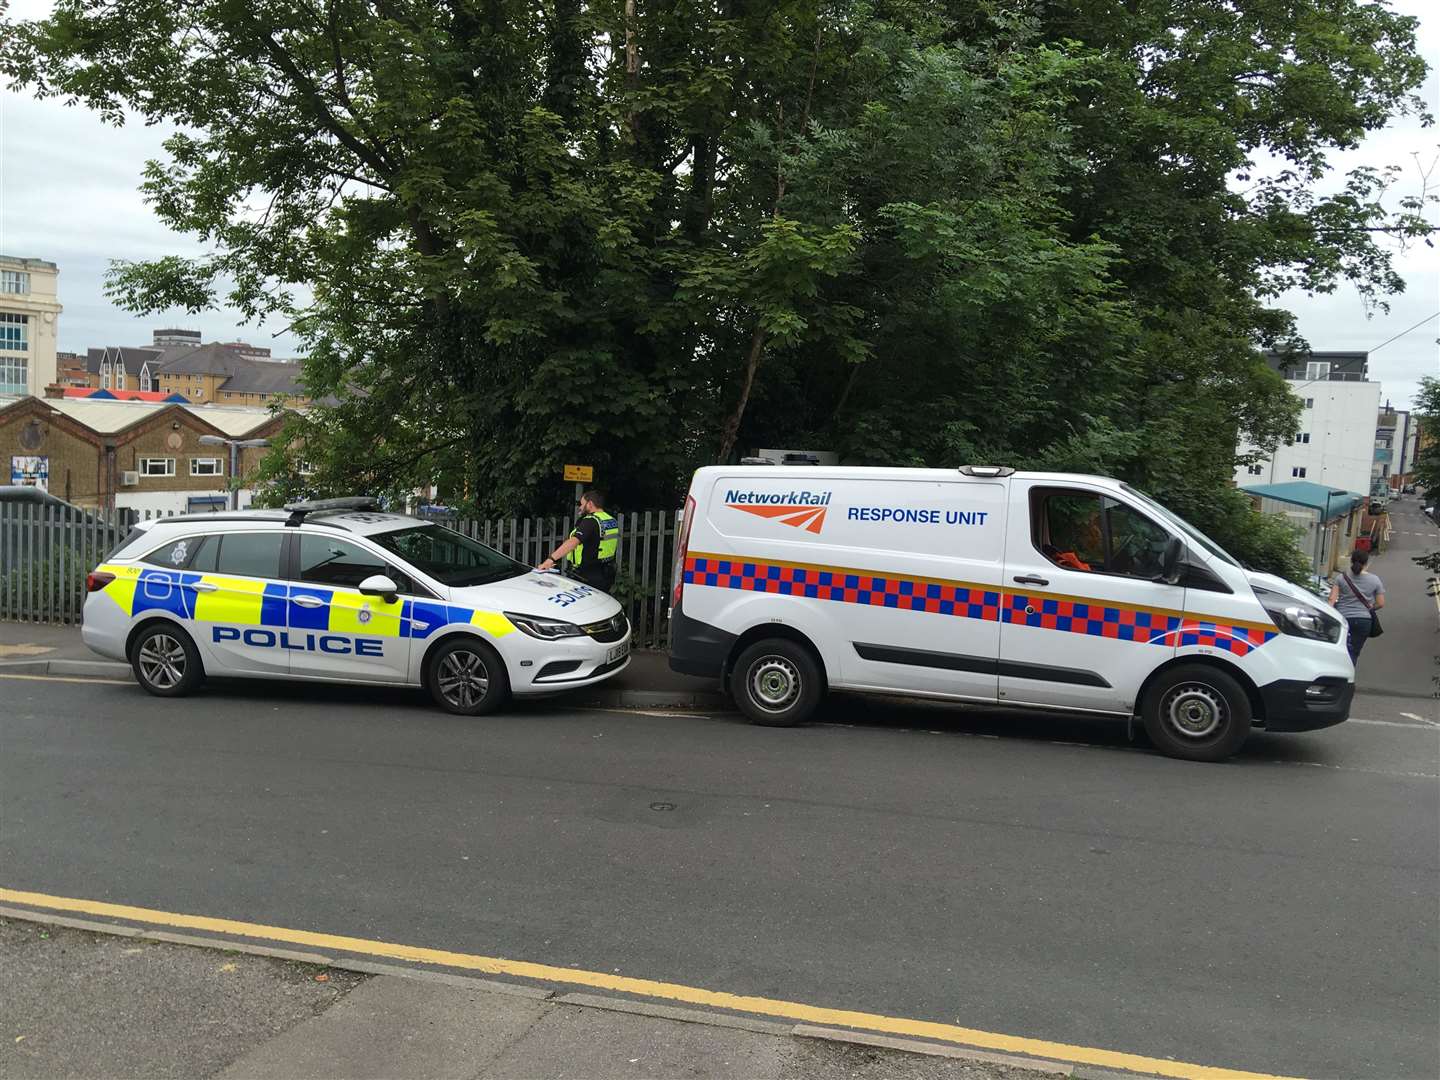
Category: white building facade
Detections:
[
  {"x1": 1235, "y1": 352, "x2": 1381, "y2": 499},
  {"x1": 0, "y1": 256, "x2": 62, "y2": 397}
]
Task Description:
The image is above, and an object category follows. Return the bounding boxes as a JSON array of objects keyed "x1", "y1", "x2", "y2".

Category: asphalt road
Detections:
[{"x1": 1, "y1": 668, "x2": 1436, "y2": 1079}]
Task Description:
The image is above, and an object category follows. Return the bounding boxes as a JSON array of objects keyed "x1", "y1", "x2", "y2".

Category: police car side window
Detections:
[
  {"x1": 214, "y1": 533, "x2": 285, "y2": 579},
  {"x1": 141, "y1": 534, "x2": 210, "y2": 570},
  {"x1": 298, "y1": 535, "x2": 389, "y2": 589},
  {"x1": 1033, "y1": 491, "x2": 1105, "y2": 573}
]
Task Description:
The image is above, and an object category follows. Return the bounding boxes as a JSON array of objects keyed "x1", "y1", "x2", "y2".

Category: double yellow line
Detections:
[{"x1": 0, "y1": 887, "x2": 1294, "y2": 1080}]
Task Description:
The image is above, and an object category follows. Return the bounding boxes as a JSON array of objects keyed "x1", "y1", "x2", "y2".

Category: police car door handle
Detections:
[
  {"x1": 291, "y1": 595, "x2": 325, "y2": 608},
  {"x1": 191, "y1": 581, "x2": 218, "y2": 593},
  {"x1": 1013, "y1": 575, "x2": 1049, "y2": 587}
]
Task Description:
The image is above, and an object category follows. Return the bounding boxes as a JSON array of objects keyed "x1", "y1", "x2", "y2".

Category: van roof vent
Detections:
[{"x1": 959, "y1": 465, "x2": 1015, "y2": 477}]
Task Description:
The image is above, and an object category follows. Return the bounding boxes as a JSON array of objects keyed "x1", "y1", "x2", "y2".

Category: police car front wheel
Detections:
[
  {"x1": 427, "y1": 638, "x2": 510, "y2": 716},
  {"x1": 130, "y1": 623, "x2": 204, "y2": 698}
]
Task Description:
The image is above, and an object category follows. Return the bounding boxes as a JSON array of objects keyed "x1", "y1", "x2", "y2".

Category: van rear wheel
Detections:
[
  {"x1": 732, "y1": 639, "x2": 822, "y2": 727},
  {"x1": 1141, "y1": 664, "x2": 1251, "y2": 762}
]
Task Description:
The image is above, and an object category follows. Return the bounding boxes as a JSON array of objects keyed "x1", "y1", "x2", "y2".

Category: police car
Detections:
[{"x1": 82, "y1": 498, "x2": 631, "y2": 714}]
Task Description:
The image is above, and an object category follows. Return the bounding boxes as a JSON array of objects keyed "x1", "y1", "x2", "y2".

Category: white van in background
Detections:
[{"x1": 669, "y1": 465, "x2": 1354, "y2": 761}]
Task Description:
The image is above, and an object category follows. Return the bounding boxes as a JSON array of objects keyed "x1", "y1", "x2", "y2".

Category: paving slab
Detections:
[
  {"x1": 215, "y1": 976, "x2": 550, "y2": 1080},
  {"x1": 0, "y1": 917, "x2": 364, "y2": 1080}
]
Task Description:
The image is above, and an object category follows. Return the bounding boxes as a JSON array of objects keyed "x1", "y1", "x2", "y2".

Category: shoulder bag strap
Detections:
[{"x1": 1341, "y1": 574, "x2": 1374, "y2": 612}]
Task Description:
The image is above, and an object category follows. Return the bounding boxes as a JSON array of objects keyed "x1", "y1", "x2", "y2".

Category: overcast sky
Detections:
[{"x1": 1, "y1": 0, "x2": 1436, "y2": 405}]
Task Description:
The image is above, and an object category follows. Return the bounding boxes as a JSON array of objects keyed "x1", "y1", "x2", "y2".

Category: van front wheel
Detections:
[
  {"x1": 732, "y1": 639, "x2": 823, "y2": 727},
  {"x1": 1141, "y1": 664, "x2": 1251, "y2": 762}
]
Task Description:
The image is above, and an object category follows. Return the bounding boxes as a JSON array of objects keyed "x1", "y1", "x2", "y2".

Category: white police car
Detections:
[{"x1": 82, "y1": 498, "x2": 631, "y2": 714}]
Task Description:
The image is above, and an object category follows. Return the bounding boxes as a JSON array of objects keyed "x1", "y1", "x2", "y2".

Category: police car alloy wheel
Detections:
[
  {"x1": 732, "y1": 638, "x2": 823, "y2": 727},
  {"x1": 427, "y1": 638, "x2": 510, "y2": 716},
  {"x1": 1140, "y1": 664, "x2": 1251, "y2": 762},
  {"x1": 130, "y1": 624, "x2": 204, "y2": 697}
]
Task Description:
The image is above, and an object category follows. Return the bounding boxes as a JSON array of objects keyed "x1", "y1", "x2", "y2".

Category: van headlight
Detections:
[
  {"x1": 1253, "y1": 587, "x2": 1342, "y2": 643},
  {"x1": 505, "y1": 612, "x2": 586, "y2": 640}
]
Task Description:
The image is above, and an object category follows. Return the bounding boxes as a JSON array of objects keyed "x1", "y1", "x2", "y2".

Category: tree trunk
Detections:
[{"x1": 716, "y1": 322, "x2": 768, "y2": 462}]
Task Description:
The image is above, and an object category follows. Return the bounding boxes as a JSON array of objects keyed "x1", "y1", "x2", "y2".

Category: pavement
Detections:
[
  {"x1": 1, "y1": 917, "x2": 1075, "y2": 1080},
  {"x1": 1355, "y1": 494, "x2": 1440, "y2": 698}
]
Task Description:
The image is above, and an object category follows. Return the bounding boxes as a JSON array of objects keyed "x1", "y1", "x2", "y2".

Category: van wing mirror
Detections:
[
  {"x1": 358, "y1": 574, "x2": 399, "y2": 603},
  {"x1": 1158, "y1": 537, "x2": 1184, "y2": 585}
]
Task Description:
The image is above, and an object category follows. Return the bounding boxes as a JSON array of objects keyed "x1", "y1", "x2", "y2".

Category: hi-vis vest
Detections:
[{"x1": 567, "y1": 510, "x2": 620, "y2": 568}]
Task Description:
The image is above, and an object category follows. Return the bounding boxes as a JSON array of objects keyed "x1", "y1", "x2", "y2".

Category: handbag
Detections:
[{"x1": 1341, "y1": 574, "x2": 1384, "y2": 638}]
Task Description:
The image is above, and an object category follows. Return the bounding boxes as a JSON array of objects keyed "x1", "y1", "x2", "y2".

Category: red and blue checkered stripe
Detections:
[{"x1": 683, "y1": 555, "x2": 1277, "y2": 657}]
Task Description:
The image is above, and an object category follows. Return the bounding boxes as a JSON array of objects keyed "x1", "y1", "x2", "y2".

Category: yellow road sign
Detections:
[{"x1": 564, "y1": 465, "x2": 594, "y2": 483}]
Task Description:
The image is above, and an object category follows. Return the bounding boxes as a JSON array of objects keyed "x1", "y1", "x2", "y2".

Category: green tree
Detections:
[{"x1": 3, "y1": 1, "x2": 1430, "y2": 581}]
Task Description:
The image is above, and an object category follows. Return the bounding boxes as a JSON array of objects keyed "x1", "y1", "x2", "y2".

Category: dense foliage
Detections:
[{"x1": 5, "y1": 1, "x2": 1430, "y2": 577}]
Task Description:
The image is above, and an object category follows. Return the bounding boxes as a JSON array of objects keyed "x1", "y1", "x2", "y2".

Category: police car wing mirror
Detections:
[
  {"x1": 358, "y1": 574, "x2": 399, "y2": 603},
  {"x1": 1158, "y1": 537, "x2": 1184, "y2": 585}
]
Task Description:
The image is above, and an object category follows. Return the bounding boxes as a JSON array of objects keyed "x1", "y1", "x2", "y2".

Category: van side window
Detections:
[
  {"x1": 1032, "y1": 490, "x2": 1172, "y2": 580},
  {"x1": 1033, "y1": 492, "x2": 1105, "y2": 572},
  {"x1": 1102, "y1": 501, "x2": 1170, "y2": 579}
]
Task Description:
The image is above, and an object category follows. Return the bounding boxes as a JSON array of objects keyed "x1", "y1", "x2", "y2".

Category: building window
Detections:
[
  {"x1": 297, "y1": 460, "x2": 316, "y2": 477},
  {"x1": 0, "y1": 313, "x2": 29, "y2": 351},
  {"x1": 1303, "y1": 397, "x2": 1314, "y2": 408},
  {"x1": 1305, "y1": 361, "x2": 1331, "y2": 381},
  {"x1": 1246, "y1": 465, "x2": 1263, "y2": 476},
  {"x1": 0, "y1": 271, "x2": 30, "y2": 294},
  {"x1": 1291, "y1": 466, "x2": 1307, "y2": 479},
  {"x1": 190, "y1": 457, "x2": 224, "y2": 477},
  {"x1": 0, "y1": 355, "x2": 27, "y2": 395},
  {"x1": 139, "y1": 457, "x2": 176, "y2": 477},
  {"x1": 1296, "y1": 433, "x2": 1310, "y2": 444}
]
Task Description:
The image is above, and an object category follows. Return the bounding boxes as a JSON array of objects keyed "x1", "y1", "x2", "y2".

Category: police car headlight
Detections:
[
  {"x1": 1254, "y1": 587, "x2": 1342, "y2": 644},
  {"x1": 505, "y1": 613, "x2": 586, "y2": 640}
]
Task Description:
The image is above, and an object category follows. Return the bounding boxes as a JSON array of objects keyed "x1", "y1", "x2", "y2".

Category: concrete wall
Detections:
[{"x1": 1235, "y1": 379, "x2": 1381, "y2": 497}]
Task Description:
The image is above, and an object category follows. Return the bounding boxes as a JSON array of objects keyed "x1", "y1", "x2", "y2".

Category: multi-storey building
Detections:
[
  {"x1": 0, "y1": 255, "x2": 62, "y2": 397},
  {"x1": 1234, "y1": 351, "x2": 1381, "y2": 499}
]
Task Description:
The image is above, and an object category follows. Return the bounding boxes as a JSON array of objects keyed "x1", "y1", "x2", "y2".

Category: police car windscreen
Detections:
[{"x1": 369, "y1": 525, "x2": 527, "y2": 587}]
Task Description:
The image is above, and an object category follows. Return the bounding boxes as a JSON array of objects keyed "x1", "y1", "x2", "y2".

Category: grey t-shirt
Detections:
[{"x1": 1332, "y1": 570, "x2": 1384, "y2": 620}]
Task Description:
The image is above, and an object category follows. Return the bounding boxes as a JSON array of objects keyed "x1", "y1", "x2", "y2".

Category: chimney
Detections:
[{"x1": 43, "y1": 383, "x2": 65, "y2": 399}]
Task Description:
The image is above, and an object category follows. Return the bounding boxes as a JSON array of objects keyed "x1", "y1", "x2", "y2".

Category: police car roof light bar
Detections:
[{"x1": 283, "y1": 496, "x2": 382, "y2": 527}]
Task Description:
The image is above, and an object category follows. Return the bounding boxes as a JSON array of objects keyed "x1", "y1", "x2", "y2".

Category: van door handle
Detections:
[
  {"x1": 1013, "y1": 575, "x2": 1049, "y2": 587},
  {"x1": 190, "y1": 582, "x2": 218, "y2": 593},
  {"x1": 291, "y1": 595, "x2": 325, "y2": 608}
]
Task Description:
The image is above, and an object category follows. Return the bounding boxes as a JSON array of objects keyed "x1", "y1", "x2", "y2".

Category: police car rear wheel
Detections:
[
  {"x1": 733, "y1": 639, "x2": 822, "y2": 727},
  {"x1": 1141, "y1": 664, "x2": 1251, "y2": 762},
  {"x1": 428, "y1": 639, "x2": 509, "y2": 716},
  {"x1": 131, "y1": 624, "x2": 203, "y2": 697}
]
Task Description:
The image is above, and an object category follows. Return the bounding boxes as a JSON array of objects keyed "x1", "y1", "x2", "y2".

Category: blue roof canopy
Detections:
[{"x1": 1240, "y1": 481, "x2": 1365, "y2": 520}]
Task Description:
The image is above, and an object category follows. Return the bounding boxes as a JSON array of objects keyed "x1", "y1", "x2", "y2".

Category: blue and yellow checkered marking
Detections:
[
  {"x1": 98, "y1": 567, "x2": 514, "y2": 640},
  {"x1": 683, "y1": 554, "x2": 1277, "y2": 656}
]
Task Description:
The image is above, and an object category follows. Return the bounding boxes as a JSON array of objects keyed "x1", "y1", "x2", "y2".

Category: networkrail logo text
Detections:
[
  {"x1": 731, "y1": 489, "x2": 835, "y2": 532},
  {"x1": 725, "y1": 489, "x2": 832, "y2": 533}
]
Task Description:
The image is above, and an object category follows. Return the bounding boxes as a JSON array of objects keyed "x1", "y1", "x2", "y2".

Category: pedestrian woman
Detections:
[{"x1": 1329, "y1": 549, "x2": 1385, "y2": 664}]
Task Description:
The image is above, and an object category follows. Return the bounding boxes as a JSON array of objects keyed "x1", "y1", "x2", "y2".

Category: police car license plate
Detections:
[{"x1": 607, "y1": 641, "x2": 630, "y2": 664}]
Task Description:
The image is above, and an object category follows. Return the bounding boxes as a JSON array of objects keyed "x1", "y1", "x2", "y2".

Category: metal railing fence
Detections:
[{"x1": 0, "y1": 505, "x2": 682, "y2": 649}]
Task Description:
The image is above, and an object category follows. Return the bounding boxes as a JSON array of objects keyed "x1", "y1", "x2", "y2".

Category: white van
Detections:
[{"x1": 669, "y1": 466, "x2": 1354, "y2": 761}]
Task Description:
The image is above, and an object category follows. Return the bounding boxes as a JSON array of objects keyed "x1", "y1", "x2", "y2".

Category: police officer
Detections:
[{"x1": 538, "y1": 490, "x2": 621, "y2": 591}]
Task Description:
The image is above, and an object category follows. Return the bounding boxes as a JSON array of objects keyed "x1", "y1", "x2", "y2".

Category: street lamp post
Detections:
[{"x1": 198, "y1": 435, "x2": 271, "y2": 510}]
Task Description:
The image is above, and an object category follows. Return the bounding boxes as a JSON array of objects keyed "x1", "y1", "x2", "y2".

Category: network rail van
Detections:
[{"x1": 669, "y1": 466, "x2": 1354, "y2": 761}]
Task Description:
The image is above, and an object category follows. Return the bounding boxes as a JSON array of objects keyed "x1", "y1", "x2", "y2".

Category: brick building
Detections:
[
  {"x1": 0, "y1": 395, "x2": 287, "y2": 513},
  {"x1": 79, "y1": 331, "x2": 310, "y2": 407}
]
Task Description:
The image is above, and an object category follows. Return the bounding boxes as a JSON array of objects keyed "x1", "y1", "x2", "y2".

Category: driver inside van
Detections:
[{"x1": 1042, "y1": 500, "x2": 1105, "y2": 572}]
